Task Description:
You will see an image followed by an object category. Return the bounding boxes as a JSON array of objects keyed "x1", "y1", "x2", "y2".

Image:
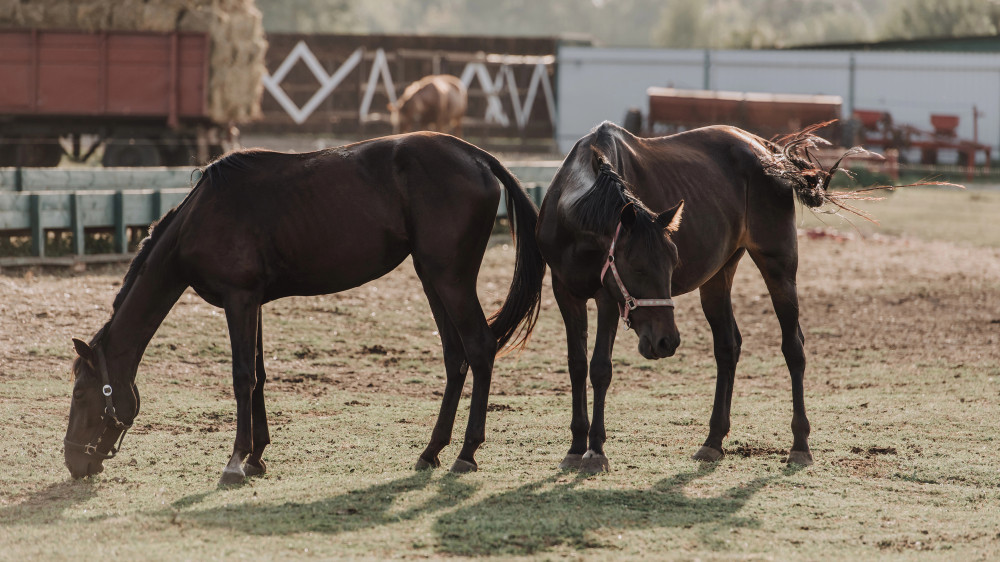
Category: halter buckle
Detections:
[{"x1": 625, "y1": 297, "x2": 638, "y2": 310}]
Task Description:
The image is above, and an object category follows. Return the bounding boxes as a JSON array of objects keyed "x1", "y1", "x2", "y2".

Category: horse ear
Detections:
[
  {"x1": 620, "y1": 202, "x2": 638, "y2": 229},
  {"x1": 590, "y1": 145, "x2": 609, "y2": 175},
  {"x1": 656, "y1": 200, "x2": 684, "y2": 233},
  {"x1": 72, "y1": 338, "x2": 96, "y2": 366}
]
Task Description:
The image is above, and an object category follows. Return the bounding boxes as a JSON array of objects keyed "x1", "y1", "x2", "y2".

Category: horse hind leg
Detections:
[
  {"x1": 414, "y1": 259, "x2": 495, "y2": 473},
  {"x1": 244, "y1": 308, "x2": 270, "y2": 477},
  {"x1": 693, "y1": 250, "x2": 744, "y2": 463},
  {"x1": 413, "y1": 263, "x2": 470, "y2": 471},
  {"x1": 748, "y1": 247, "x2": 813, "y2": 466}
]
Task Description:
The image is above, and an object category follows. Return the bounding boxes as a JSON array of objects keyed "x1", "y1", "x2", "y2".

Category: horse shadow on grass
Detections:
[
  {"x1": 171, "y1": 462, "x2": 799, "y2": 556},
  {"x1": 432, "y1": 463, "x2": 804, "y2": 557},
  {"x1": 0, "y1": 479, "x2": 99, "y2": 527},
  {"x1": 173, "y1": 469, "x2": 478, "y2": 536}
]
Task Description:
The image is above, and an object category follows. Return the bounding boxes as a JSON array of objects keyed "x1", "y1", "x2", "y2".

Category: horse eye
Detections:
[{"x1": 72, "y1": 388, "x2": 85, "y2": 400}]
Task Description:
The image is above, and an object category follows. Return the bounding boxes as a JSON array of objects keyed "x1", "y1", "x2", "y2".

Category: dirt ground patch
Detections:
[
  {"x1": 2, "y1": 218, "x2": 1000, "y2": 560},
  {"x1": 5, "y1": 229, "x2": 997, "y2": 402}
]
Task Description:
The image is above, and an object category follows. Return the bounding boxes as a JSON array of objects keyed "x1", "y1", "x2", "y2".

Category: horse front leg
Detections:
[
  {"x1": 245, "y1": 308, "x2": 270, "y2": 477},
  {"x1": 580, "y1": 295, "x2": 620, "y2": 473},
  {"x1": 552, "y1": 275, "x2": 590, "y2": 469},
  {"x1": 220, "y1": 292, "x2": 261, "y2": 485},
  {"x1": 693, "y1": 252, "x2": 743, "y2": 462}
]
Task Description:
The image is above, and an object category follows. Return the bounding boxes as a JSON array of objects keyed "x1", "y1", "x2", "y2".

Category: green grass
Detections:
[{"x1": 800, "y1": 186, "x2": 1000, "y2": 247}]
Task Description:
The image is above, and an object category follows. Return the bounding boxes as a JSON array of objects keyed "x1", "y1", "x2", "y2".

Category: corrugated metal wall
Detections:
[{"x1": 558, "y1": 46, "x2": 1000, "y2": 164}]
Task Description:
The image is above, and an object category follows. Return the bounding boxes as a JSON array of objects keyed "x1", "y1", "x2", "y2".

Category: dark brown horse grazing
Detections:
[
  {"x1": 64, "y1": 132, "x2": 545, "y2": 484},
  {"x1": 537, "y1": 121, "x2": 837, "y2": 473}
]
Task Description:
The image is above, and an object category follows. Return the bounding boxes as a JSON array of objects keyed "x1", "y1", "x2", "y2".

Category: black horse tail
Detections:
[
  {"x1": 762, "y1": 120, "x2": 841, "y2": 209},
  {"x1": 483, "y1": 156, "x2": 546, "y2": 355}
]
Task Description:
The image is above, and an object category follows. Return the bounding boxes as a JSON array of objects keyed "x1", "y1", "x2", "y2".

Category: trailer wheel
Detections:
[{"x1": 102, "y1": 139, "x2": 162, "y2": 167}]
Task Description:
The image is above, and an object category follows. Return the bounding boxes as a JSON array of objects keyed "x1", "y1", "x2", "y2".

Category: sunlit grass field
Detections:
[{"x1": 1, "y1": 186, "x2": 998, "y2": 559}]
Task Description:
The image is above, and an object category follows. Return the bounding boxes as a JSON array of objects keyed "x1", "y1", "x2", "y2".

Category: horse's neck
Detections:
[{"x1": 104, "y1": 253, "x2": 188, "y2": 371}]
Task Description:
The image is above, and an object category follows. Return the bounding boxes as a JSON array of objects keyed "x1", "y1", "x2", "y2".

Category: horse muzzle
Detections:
[
  {"x1": 638, "y1": 333, "x2": 680, "y2": 360},
  {"x1": 65, "y1": 449, "x2": 105, "y2": 479}
]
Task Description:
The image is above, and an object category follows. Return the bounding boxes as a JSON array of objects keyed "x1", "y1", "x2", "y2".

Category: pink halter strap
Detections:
[{"x1": 601, "y1": 222, "x2": 674, "y2": 329}]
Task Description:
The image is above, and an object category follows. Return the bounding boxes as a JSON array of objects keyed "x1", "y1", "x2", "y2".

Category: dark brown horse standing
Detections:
[
  {"x1": 537, "y1": 121, "x2": 836, "y2": 472},
  {"x1": 64, "y1": 132, "x2": 545, "y2": 484}
]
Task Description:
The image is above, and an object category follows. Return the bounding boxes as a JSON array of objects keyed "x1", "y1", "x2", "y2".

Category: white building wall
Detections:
[{"x1": 557, "y1": 45, "x2": 1000, "y2": 164}]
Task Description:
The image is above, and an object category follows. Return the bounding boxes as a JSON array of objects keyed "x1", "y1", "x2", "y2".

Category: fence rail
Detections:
[{"x1": 0, "y1": 163, "x2": 559, "y2": 261}]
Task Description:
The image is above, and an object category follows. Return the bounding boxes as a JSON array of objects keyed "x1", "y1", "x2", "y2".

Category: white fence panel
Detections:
[{"x1": 557, "y1": 47, "x2": 704, "y2": 150}]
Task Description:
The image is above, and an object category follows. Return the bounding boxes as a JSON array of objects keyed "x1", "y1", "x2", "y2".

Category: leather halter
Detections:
[
  {"x1": 63, "y1": 346, "x2": 132, "y2": 460},
  {"x1": 600, "y1": 222, "x2": 674, "y2": 329}
]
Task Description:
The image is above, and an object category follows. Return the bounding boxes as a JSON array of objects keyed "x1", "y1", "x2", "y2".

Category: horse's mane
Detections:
[
  {"x1": 570, "y1": 146, "x2": 670, "y2": 255},
  {"x1": 78, "y1": 150, "x2": 281, "y2": 374},
  {"x1": 201, "y1": 148, "x2": 275, "y2": 186},
  {"x1": 88, "y1": 151, "x2": 267, "y2": 346},
  {"x1": 109, "y1": 149, "x2": 279, "y2": 324}
]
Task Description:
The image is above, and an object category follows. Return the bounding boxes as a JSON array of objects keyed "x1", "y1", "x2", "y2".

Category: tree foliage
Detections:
[
  {"x1": 654, "y1": 0, "x2": 883, "y2": 49},
  {"x1": 254, "y1": 0, "x2": 1000, "y2": 48},
  {"x1": 880, "y1": 0, "x2": 1000, "y2": 40}
]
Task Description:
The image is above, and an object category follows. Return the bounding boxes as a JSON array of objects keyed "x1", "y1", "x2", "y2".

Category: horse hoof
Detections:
[
  {"x1": 692, "y1": 446, "x2": 724, "y2": 462},
  {"x1": 449, "y1": 459, "x2": 478, "y2": 473},
  {"x1": 244, "y1": 459, "x2": 267, "y2": 477},
  {"x1": 786, "y1": 450, "x2": 814, "y2": 466},
  {"x1": 580, "y1": 450, "x2": 609, "y2": 473},
  {"x1": 559, "y1": 454, "x2": 584, "y2": 470},
  {"x1": 414, "y1": 456, "x2": 440, "y2": 471},
  {"x1": 218, "y1": 468, "x2": 246, "y2": 486}
]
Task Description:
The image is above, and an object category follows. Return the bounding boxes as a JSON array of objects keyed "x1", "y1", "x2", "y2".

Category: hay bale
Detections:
[{"x1": 0, "y1": 0, "x2": 266, "y2": 124}]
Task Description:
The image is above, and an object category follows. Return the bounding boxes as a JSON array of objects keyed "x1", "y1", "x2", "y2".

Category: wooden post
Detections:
[
  {"x1": 71, "y1": 192, "x2": 85, "y2": 256},
  {"x1": 152, "y1": 189, "x2": 164, "y2": 221},
  {"x1": 113, "y1": 191, "x2": 127, "y2": 254},
  {"x1": 29, "y1": 193, "x2": 44, "y2": 257}
]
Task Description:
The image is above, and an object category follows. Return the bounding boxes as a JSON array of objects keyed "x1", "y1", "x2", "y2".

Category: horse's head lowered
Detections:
[
  {"x1": 571, "y1": 152, "x2": 684, "y2": 359},
  {"x1": 64, "y1": 335, "x2": 138, "y2": 479},
  {"x1": 604, "y1": 199, "x2": 684, "y2": 359}
]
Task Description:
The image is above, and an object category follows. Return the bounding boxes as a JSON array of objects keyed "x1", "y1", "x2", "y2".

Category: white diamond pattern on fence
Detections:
[
  {"x1": 262, "y1": 42, "x2": 556, "y2": 130},
  {"x1": 261, "y1": 42, "x2": 364, "y2": 125},
  {"x1": 359, "y1": 48, "x2": 397, "y2": 123}
]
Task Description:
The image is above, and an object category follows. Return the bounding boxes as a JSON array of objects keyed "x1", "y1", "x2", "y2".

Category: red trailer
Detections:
[
  {"x1": 0, "y1": 29, "x2": 224, "y2": 167},
  {"x1": 647, "y1": 86, "x2": 842, "y2": 142}
]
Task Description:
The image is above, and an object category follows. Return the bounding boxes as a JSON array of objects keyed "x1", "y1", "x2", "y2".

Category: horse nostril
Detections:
[{"x1": 658, "y1": 337, "x2": 678, "y2": 357}]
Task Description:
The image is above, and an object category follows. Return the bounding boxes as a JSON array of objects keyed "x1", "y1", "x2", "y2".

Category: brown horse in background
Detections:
[
  {"x1": 537, "y1": 121, "x2": 841, "y2": 473},
  {"x1": 390, "y1": 75, "x2": 468, "y2": 136},
  {"x1": 64, "y1": 132, "x2": 545, "y2": 484}
]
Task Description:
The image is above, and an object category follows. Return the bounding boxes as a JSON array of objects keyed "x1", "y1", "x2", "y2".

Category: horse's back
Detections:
[
  {"x1": 646, "y1": 125, "x2": 802, "y2": 276},
  {"x1": 175, "y1": 134, "x2": 499, "y2": 299}
]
